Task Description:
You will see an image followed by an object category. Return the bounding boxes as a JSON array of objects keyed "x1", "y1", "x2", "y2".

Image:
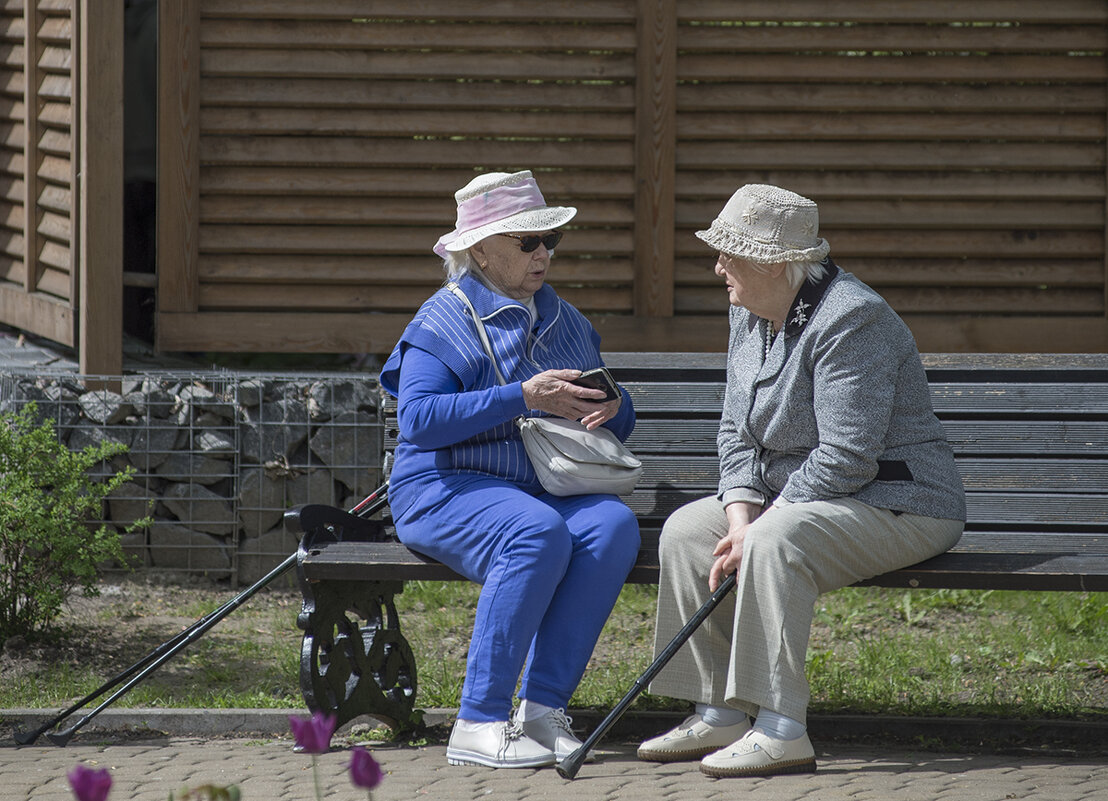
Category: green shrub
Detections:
[{"x1": 0, "y1": 401, "x2": 150, "y2": 640}]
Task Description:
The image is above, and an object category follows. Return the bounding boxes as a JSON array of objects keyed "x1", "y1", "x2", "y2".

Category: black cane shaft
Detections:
[
  {"x1": 557, "y1": 572, "x2": 737, "y2": 779},
  {"x1": 18, "y1": 486, "x2": 390, "y2": 746},
  {"x1": 45, "y1": 553, "x2": 299, "y2": 746}
]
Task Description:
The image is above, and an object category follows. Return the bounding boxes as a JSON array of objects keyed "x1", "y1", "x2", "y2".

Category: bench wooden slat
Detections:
[
  {"x1": 620, "y1": 490, "x2": 1108, "y2": 528},
  {"x1": 955, "y1": 459, "x2": 1108, "y2": 492},
  {"x1": 928, "y1": 383, "x2": 1108, "y2": 417},
  {"x1": 303, "y1": 540, "x2": 467, "y2": 582},
  {"x1": 948, "y1": 531, "x2": 1108, "y2": 553},
  {"x1": 632, "y1": 455, "x2": 1108, "y2": 493},
  {"x1": 622, "y1": 381, "x2": 1108, "y2": 418},
  {"x1": 302, "y1": 536, "x2": 1108, "y2": 592},
  {"x1": 941, "y1": 421, "x2": 1108, "y2": 453},
  {"x1": 390, "y1": 417, "x2": 1108, "y2": 455},
  {"x1": 600, "y1": 421, "x2": 1108, "y2": 454},
  {"x1": 857, "y1": 553, "x2": 1108, "y2": 592},
  {"x1": 602, "y1": 351, "x2": 1108, "y2": 377},
  {"x1": 964, "y1": 494, "x2": 1108, "y2": 526}
]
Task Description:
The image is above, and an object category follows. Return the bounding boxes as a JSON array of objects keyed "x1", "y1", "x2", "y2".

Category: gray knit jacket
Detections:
[{"x1": 718, "y1": 261, "x2": 967, "y2": 522}]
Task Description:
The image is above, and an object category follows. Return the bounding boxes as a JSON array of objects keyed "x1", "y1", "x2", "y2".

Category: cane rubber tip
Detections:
[
  {"x1": 556, "y1": 755, "x2": 584, "y2": 780},
  {"x1": 12, "y1": 730, "x2": 37, "y2": 745},
  {"x1": 46, "y1": 731, "x2": 73, "y2": 747}
]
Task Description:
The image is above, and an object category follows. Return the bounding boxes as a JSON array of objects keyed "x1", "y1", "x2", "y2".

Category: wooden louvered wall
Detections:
[
  {"x1": 158, "y1": 0, "x2": 649, "y2": 353},
  {"x1": 0, "y1": 0, "x2": 78, "y2": 346},
  {"x1": 0, "y1": 0, "x2": 121, "y2": 375},
  {"x1": 673, "y1": 1, "x2": 1108, "y2": 353},
  {"x1": 145, "y1": 1, "x2": 1105, "y2": 355}
]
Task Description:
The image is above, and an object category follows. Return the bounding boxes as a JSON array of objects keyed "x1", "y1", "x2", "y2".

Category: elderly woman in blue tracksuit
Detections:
[
  {"x1": 379, "y1": 170, "x2": 639, "y2": 770},
  {"x1": 636, "y1": 184, "x2": 967, "y2": 778}
]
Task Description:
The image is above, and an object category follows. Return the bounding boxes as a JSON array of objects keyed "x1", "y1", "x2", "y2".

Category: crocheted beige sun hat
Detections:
[
  {"x1": 695, "y1": 184, "x2": 830, "y2": 264},
  {"x1": 433, "y1": 171, "x2": 577, "y2": 258}
]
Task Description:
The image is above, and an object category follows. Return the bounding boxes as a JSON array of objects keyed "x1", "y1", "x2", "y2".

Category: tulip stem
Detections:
[{"x1": 312, "y1": 756, "x2": 323, "y2": 801}]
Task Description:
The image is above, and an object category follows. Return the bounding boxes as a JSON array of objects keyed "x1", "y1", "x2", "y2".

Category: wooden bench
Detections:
[{"x1": 288, "y1": 352, "x2": 1108, "y2": 731}]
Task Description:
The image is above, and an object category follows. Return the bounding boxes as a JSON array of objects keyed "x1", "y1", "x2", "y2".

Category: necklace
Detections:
[{"x1": 764, "y1": 320, "x2": 777, "y2": 360}]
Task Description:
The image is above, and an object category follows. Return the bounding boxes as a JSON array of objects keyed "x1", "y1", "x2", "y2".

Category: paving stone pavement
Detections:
[{"x1": 4, "y1": 735, "x2": 1107, "y2": 801}]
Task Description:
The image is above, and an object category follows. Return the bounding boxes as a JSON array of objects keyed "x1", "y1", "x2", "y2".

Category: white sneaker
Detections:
[
  {"x1": 637, "y1": 713, "x2": 752, "y2": 763},
  {"x1": 446, "y1": 719, "x2": 556, "y2": 769},
  {"x1": 700, "y1": 729, "x2": 816, "y2": 778},
  {"x1": 518, "y1": 706, "x2": 595, "y2": 763}
]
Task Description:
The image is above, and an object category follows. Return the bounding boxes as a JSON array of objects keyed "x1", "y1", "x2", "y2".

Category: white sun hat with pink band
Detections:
[{"x1": 433, "y1": 170, "x2": 577, "y2": 258}]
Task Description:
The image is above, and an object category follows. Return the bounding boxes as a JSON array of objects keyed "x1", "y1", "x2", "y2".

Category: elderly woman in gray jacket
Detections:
[{"x1": 637, "y1": 184, "x2": 967, "y2": 778}]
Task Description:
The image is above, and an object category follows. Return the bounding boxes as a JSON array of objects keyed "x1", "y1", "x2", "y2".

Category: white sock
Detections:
[
  {"x1": 753, "y1": 709, "x2": 806, "y2": 740},
  {"x1": 695, "y1": 702, "x2": 748, "y2": 728},
  {"x1": 516, "y1": 698, "x2": 555, "y2": 722}
]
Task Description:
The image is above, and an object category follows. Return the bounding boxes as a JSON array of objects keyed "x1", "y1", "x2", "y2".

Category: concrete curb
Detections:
[
  {"x1": 0, "y1": 707, "x2": 453, "y2": 741},
  {"x1": 2, "y1": 708, "x2": 304, "y2": 740},
  {"x1": 575, "y1": 710, "x2": 1108, "y2": 754},
  {"x1": 3, "y1": 708, "x2": 1106, "y2": 754}
]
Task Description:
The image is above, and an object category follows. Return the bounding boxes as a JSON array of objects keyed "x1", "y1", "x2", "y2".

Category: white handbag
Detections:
[
  {"x1": 447, "y1": 283, "x2": 642, "y2": 496},
  {"x1": 516, "y1": 415, "x2": 643, "y2": 496}
]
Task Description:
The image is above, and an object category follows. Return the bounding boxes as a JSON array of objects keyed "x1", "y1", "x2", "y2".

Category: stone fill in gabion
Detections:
[{"x1": 0, "y1": 371, "x2": 384, "y2": 586}]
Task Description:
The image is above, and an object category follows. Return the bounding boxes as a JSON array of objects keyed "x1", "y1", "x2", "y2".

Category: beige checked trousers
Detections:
[{"x1": 647, "y1": 496, "x2": 964, "y2": 722}]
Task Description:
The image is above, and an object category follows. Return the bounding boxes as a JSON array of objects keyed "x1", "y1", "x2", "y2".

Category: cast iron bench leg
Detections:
[
  {"x1": 297, "y1": 574, "x2": 419, "y2": 731},
  {"x1": 289, "y1": 504, "x2": 421, "y2": 731}
]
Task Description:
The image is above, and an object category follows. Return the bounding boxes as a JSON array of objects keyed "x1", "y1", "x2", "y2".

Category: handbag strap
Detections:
[{"x1": 447, "y1": 282, "x2": 508, "y2": 386}]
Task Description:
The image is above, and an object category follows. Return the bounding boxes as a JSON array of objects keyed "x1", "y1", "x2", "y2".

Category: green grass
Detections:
[
  {"x1": 3, "y1": 580, "x2": 1105, "y2": 723},
  {"x1": 805, "y1": 587, "x2": 1108, "y2": 719}
]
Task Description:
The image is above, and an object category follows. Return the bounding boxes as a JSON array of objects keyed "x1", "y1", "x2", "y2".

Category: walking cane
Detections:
[
  {"x1": 14, "y1": 577, "x2": 273, "y2": 745},
  {"x1": 557, "y1": 571, "x2": 738, "y2": 780},
  {"x1": 14, "y1": 484, "x2": 389, "y2": 747}
]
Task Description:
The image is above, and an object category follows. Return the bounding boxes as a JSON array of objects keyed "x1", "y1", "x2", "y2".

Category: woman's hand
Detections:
[
  {"x1": 522, "y1": 369, "x2": 622, "y2": 428},
  {"x1": 579, "y1": 397, "x2": 621, "y2": 430},
  {"x1": 709, "y1": 501, "x2": 764, "y2": 591}
]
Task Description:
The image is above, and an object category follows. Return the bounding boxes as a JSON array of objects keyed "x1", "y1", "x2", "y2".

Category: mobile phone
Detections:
[{"x1": 571, "y1": 367, "x2": 620, "y2": 402}]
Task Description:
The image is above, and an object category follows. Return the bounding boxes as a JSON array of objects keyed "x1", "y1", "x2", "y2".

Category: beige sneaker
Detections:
[
  {"x1": 637, "y1": 714, "x2": 752, "y2": 763},
  {"x1": 518, "y1": 707, "x2": 595, "y2": 763},
  {"x1": 700, "y1": 729, "x2": 816, "y2": 778},
  {"x1": 446, "y1": 719, "x2": 556, "y2": 768}
]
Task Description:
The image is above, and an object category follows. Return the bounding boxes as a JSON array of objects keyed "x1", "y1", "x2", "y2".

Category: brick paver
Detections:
[{"x1": 4, "y1": 737, "x2": 1106, "y2": 801}]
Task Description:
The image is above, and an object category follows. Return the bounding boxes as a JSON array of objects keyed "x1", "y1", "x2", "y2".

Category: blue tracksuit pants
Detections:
[{"x1": 393, "y1": 473, "x2": 640, "y2": 722}]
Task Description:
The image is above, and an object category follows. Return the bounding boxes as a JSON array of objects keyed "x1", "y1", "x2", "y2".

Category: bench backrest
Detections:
[{"x1": 383, "y1": 352, "x2": 1108, "y2": 557}]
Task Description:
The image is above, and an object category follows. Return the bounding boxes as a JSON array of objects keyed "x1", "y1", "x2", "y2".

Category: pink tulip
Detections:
[
  {"x1": 348, "y1": 746, "x2": 384, "y2": 790},
  {"x1": 288, "y1": 711, "x2": 336, "y2": 754},
  {"x1": 67, "y1": 765, "x2": 112, "y2": 801}
]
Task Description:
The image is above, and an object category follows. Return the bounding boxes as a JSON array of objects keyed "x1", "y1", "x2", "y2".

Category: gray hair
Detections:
[
  {"x1": 783, "y1": 260, "x2": 827, "y2": 290},
  {"x1": 443, "y1": 249, "x2": 478, "y2": 280},
  {"x1": 748, "y1": 259, "x2": 827, "y2": 291}
]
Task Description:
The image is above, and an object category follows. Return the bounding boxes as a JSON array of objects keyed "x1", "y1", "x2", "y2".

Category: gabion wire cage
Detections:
[{"x1": 0, "y1": 369, "x2": 384, "y2": 586}]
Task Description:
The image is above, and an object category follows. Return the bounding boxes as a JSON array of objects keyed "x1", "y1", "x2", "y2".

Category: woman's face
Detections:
[
  {"x1": 471, "y1": 231, "x2": 554, "y2": 300},
  {"x1": 715, "y1": 253, "x2": 773, "y2": 309}
]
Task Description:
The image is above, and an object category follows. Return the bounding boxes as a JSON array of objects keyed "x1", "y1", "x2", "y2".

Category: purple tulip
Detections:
[
  {"x1": 348, "y1": 746, "x2": 384, "y2": 790},
  {"x1": 289, "y1": 711, "x2": 336, "y2": 754},
  {"x1": 67, "y1": 765, "x2": 112, "y2": 801}
]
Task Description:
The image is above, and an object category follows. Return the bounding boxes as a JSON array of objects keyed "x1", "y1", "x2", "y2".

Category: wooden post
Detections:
[
  {"x1": 633, "y1": 0, "x2": 677, "y2": 318},
  {"x1": 22, "y1": 2, "x2": 41, "y2": 295},
  {"x1": 157, "y1": 0, "x2": 201, "y2": 341},
  {"x1": 77, "y1": 0, "x2": 124, "y2": 377}
]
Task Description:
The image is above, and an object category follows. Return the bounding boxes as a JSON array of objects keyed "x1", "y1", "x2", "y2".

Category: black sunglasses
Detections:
[{"x1": 498, "y1": 230, "x2": 563, "y2": 253}]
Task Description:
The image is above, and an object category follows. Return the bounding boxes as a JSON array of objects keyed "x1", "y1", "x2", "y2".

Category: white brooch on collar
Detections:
[{"x1": 790, "y1": 299, "x2": 811, "y2": 328}]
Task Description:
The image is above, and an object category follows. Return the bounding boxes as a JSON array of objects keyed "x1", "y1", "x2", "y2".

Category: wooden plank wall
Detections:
[
  {"x1": 155, "y1": 0, "x2": 1108, "y2": 355},
  {"x1": 159, "y1": 0, "x2": 645, "y2": 353},
  {"x1": 673, "y1": 1, "x2": 1108, "y2": 352},
  {"x1": 0, "y1": 0, "x2": 78, "y2": 346}
]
